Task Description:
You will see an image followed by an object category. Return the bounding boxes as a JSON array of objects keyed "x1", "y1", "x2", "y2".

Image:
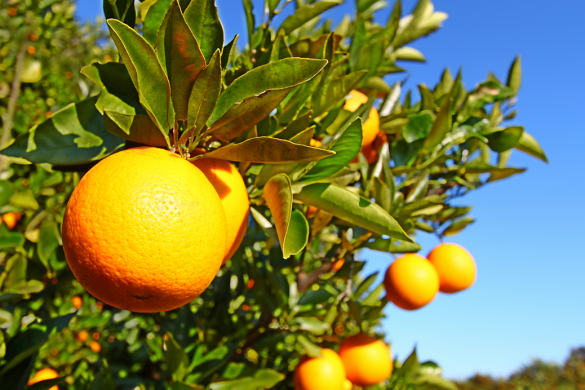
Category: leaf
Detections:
[
  {"x1": 0, "y1": 181, "x2": 14, "y2": 207},
  {"x1": 264, "y1": 174, "x2": 309, "y2": 258},
  {"x1": 166, "y1": 332, "x2": 189, "y2": 382},
  {"x1": 310, "y1": 71, "x2": 368, "y2": 117},
  {"x1": 243, "y1": 0, "x2": 255, "y2": 47},
  {"x1": 209, "y1": 369, "x2": 285, "y2": 390},
  {"x1": 0, "y1": 233, "x2": 25, "y2": 250},
  {"x1": 27, "y1": 378, "x2": 64, "y2": 390},
  {"x1": 209, "y1": 58, "x2": 327, "y2": 126},
  {"x1": 290, "y1": 317, "x2": 330, "y2": 335},
  {"x1": 297, "y1": 335, "x2": 322, "y2": 358},
  {"x1": 355, "y1": 272, "x2": 378, "y2": 298},
  {"x1": 515, "y1": 131, "x2": 548, "y2": 163},
  {"x1": 366, "y1": 238, "x2": 421, "y2": 253},
  {"x1": 156, "y1": 0, "x2": 206, "y2": 121},
  {"x1": 394, "y1": 47, "x2": 426, "y2": 62},
  {"x1": 442, "y1": 217, "x2": 475, "y2": 236},
  {"x1": 414, "y1": 375, "x2": 459, "y2": 390},
  {"x1": 250, "y1": 207, "x2": 278, "y2": 239},
  {"x1": 507, "y1": 55, "x2": 521, "y2": 94},
  {"x1": 299, "y1": 119, "x2": 363, "y2": 183},
  {"x1": 221, "y1": 34, "x2": 239, "y2": 70},
  {"x1": 402, "y1": 111, "x2": 434, "y2": 143},
  {"x1": 424, "y1": 90, "x2": 452, "y2": 152},
  {"x1": 103, "y1": 110, "x2": 168, "y2": 147},
  {"x1": 142, "y1": 0, "x2": 173, "y2": 46},
  {"x1": 487, "y1": 167, "x2": 526, "y2": 182},
  {"x1": 37, "y1": 218, "x2": 60, "y2": 267},
  {"x1": 193, "y1": 137, "x2": 334, "y2": 163},
  {"x1": 0, "y1": 96, "x2": 124, "y2": 165},
  {"x1": 184, "y1": 0, "x2": 225, "y2": 63},
  {"x1": 485, "y1": 126, "x2": 524, "y2": 152},
  {"x1": 279, "y1": 1, "x2": 342, "y2": 34},
  {"x1": 107, "y1": 19, "x2": 173, "y2": 139},
  {"x1": 295, "y1": 183, "x2": 412, "y2": 242}
]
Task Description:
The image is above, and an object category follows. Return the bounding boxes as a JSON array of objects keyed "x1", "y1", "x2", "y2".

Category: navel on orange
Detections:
[
  {"x1": 294, "y1": 348, "x2": 347, "y2": 390},
  {"x1": 384, "y1": 254, "x2": 439, "y2": 310},
  {"x1": 427, "y1": 243, "x2": 476, "y2": 293},
  {"x1": 62, "y1": 147, "x2": 227, "y2": 313},
  {"x1": 339, "y1": 333, "x2": 392, "y2": 387}
]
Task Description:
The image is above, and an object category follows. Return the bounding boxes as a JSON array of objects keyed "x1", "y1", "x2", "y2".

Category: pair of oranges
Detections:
[
  {"x1": 62, "y1": 147, "x2": 250, "y2": 313},
  {"x1": 385, "y1": 243, "x2": 477, "y2": 310},
  {"x1": 295, "y1": 333, "x2": 392, "y2": 390}
]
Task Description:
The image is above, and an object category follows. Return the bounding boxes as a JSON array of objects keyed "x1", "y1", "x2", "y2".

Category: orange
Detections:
[
  {"x1": 384, "y1": 254, "x2": 439, "y2": 310},
  {"x1": 343, "y1": 379, "x2": 353, "y2": 390},
  {"x1": 344, "y1": 90, "x2": 380, "y2": 148},
  {"x1": 29, "y1": 368, "x2": 59, "y2": 390},
  {"x1": 62, "y1": 147, "x2": 227, "y2": 313},
  {"x1": 427, "y1": 243, "x2": 477, "y2": 293},
  {"x1": 192, "y1": 158, "x2": 249, "y2": 263},
  {"x1": 352, "y1": 142, "x2": 378, "y2": 164},
  {"x1": 331, "y1": 258, "x2": 345, "y2": 272},
  {"x1": 294, "y1": 348, "x2": 347, "y2": 390},
  {"x1": 71, "y1": 296, "x2": 82, "y2": 309},
  {"x1": 77, "y1": 330, "x2": 89, "y2": 342},
  {"x1": 2, "y1": 212, "x2": 21, "y2": 229},
  {"x1": 90, "y1": 341, "x2": 101, "y2": 353},
  {"x1": 310, "y1": 139, "x2": 322, "y2": 148},
  {"x1": 339, "y1": 334, "x2": 392, "y2": 387},
  {"x1": 306, "y1": 205, "x2": 319, "y2": 218}
]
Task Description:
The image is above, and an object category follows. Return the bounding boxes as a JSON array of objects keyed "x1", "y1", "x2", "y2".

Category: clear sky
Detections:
[{"x1": 75, "y1": 0, "x2": 585, "y2": 380}]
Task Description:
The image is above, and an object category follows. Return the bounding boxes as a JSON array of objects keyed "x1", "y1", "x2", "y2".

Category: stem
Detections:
[
  {"x1": 108, "y1": 0, "x2": 121, "y2": 20},
  {"x1": 120, "y1": 0, "x2": 133, "y2": 22},
  {"x1": 0, "y1": 34, "x2": 29, "y2": 172}
]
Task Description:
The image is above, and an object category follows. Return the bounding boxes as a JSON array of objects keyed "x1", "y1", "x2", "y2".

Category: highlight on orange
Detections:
[
  {"x1": 28, "y1": 368, "x2": 59, "y2": 390},
  {"x1": 339, "y1": 333, "x2": 393, "y2": 387},
  {"x1": 294, "y1": 348, "x2": 347, "y2": 390},
  {"x1": 427, "y1": 243, "x2": 477, "y2": 293},
  {"x1": 384, "y1": 254, "x2": 440, "y2": 310},
  {"x1": 192, "y1": 158, "x2": 249, "y2": 264}
]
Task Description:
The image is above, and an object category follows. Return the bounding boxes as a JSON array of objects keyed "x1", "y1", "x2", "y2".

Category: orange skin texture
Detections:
[
  {"x1": 427, "y1": 243, "x2": 477, "y2": 293},
  {"x1": 384, "y1": 254, "x2": 440, "y2": 310},
  {"x1": 192, "y1": 158, "x2": 249, "y2": 264},
  {"x1": 2, "y1": 212, "x2": 21, "y2": 229},
  {"x1": 62, "y1": 147, "x2": 227, "y2": 313},
  {"x1": 294, "y1": 349, "x2": 347, "y2": 390},
  {"x1": 339, "y1": 334, "x2": 392, "y2": 387},
  {"x1": 344, "y1": 90, "x2": 380, "y2": 148},
  {"x1": 71, "y1": 296, "x2": 82, "y2": 309},
  {"x1": 29, "y1": 368, "x2": 59, "y2": 390}
]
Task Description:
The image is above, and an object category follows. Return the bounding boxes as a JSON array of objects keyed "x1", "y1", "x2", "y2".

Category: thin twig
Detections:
[
  {"x1": 108, "y1": 0, "x2": 121, "y2": 20},
  {"x1": 120, "y1": 0, "x2": 133, "y2": 22}
]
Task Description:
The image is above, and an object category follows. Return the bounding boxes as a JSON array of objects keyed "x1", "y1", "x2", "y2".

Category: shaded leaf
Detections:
[
  {"x1": 515, "y1": 131, "x2": 548, "y2": 163},
  {"x1": 184, "y1": 0, "x2": 225, "y2": 63},
  {"x1": 103, "y1": 0, "x2": 136, "y2": 28},
  {"x1": 297, "y1": 335, "x2": 322, "y2": 358},
  {"x1": 485, "y1": 126, "x2": 524, "y2": 152},
  {"x1": 142, "y1": 0, "x2": 173, "y2": 46},
  {"x1": 366, "y1": 239, "x2": 421, "y2": 253},
  {"x1": 209, "y1": 369, "x2": 285, "y2": 390},
  {"x1": 279, "y1": 1, "x2": 342, "y2": 34},
  {"x1": 311, "y1": 71, "x2": 368, "y2": 117}
]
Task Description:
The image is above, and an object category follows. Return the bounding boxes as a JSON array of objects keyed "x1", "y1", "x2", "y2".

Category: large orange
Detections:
[
  {"x1": 192, "y1": 158, "x2": 249, "y2": 264},
  {"x1": 62, "y1": 147, "x2": 227, "y2": 313},
  {"x1": 294, "y1": 348, "x2": 347, "y2": 390},
  {"x1": 29, "y1": 368, "x2": 59, "y2": 390},
  {"x1": 384, "y1": 254, "x2": 439, "y2": 310},
  {"x1": 344, "y1": 90, "x2": 380, "y2": 148},
  {"x1": 339, "y1": 333, "x2": 392, "y2": 387},
  {"x1": 427, "y1": 243, "x2": 476, "y2": 293}
]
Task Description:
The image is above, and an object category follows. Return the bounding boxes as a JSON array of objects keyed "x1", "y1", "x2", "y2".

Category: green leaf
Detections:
[
  {"x1": 0, "y1": 233, "x2": 25, "y2": 250},
  {"x1": 401, "y1": 111, "x2": 434, "y2": 143},
  {"x1": 290, "y1": 317, "x2": 330, "y2": 335},
  {"x1": 37, "y1": 218, "x2": 60, "y2": 267},
  {"x1": 107, "y1": 19, "x2": 173, "y2": 140},
  {"x1": 166, "y1": 332, "x2": 189, "y2": 382},
  {"x1": 485, "y1": 126, "x2": 524, "y2": 152},
  {"x1": 297, "y1": 335, "x2": 322, "y2": 358},
  {"x1": 295, "y1": 183, "x2": 412, "y2": 242},
  {"x1": 279, "y1": 1, "x2": 342, "y2": 34},
  {"x1": 0, "y1": 181, "x2": 14, "y2": 207},
  {"x1": 299, "y1": 119, "x2": 363, "y2": 183},
  {"x1": 310, "y1": 71, "x2": 368, "y2": 117},
  {"x1": 243, "y1": 0, "x2": 255, "y2": 47},
  {"x1": 424, "y1": 90, "x2": 452, "y2": 152},
  {"x1": 0, "y1": 96, "x2": 124, "y2": 165},
  {"x1": 442, "y1": 217, "x2": 474, "y2": 236},
  {"x1": 394, "y1": 47, "x2": 426, "y2": 62},
  {"x1": 182, "y1": 50, "x2": 222, "y2": 142},
  {"x1": 157, "y1": 0, "x2": 206, "y2": 121},
  {"x1": 366, "y1": 238, "x2": 421, "y2": 253},
  {"x1": 209, "y1": 369, "x2": 285, "y2": 390},
  {"x1": 487, "y1": 167, "x2": 526, "y2": 182},
  {"x1": 507, "y1": 55, "x2": 521, "y2": 94},
  {"x1": 355, "y1": 272, "x2": 378, "y2": 298},
  {"x1": 193, "y1": 137, "x2": 334, "y2": 163},
  {"x1": 103, "y1": 110, "x2": 168, "y2": 147},
  {"x1": 27, "y1": 378, "x2": 64, "y2": 390},
  {"x1": 142, "y1": 0, "x2": 173, "y2": 46},
  {"x1": 414, "y1": 375, "x2": 459, "y2": 390},
  {"x1": 221, "y1": 34, "x2": 239, "y2": 70},
  {"x1": 264, "y1": 174, "x2": 309, "y2": 258},
  {"x1": 209, "y1": 58, "x2": 327, "y2": 126},
  {"x1": 103, "y1": 0, "x2": 136, "y2": 28},
  {"x1": 184, "y1": 0, "x2": 225, "y2": 63},
  {"x1": 515, "y1": 131, "x2": 548, "y2": 163}
]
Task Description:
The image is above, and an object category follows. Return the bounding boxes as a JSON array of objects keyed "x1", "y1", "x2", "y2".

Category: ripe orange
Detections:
[
  {"x1": 339, "y1": 334, "x2": 392, "y2": 387},
  {"x1": 344, "y1": 90, "x2": 380, "y2": 148},
  {"x1": 310, "y1": 139, "x2": 322, "y2": 148},
  {"x1": 294, "y1": 348, "x2": 347, "y2": 390},
  {"x1": 71, "y1": 296, "x2": 82, "y2": 309},
  {"x1": 62, "y1": 147, "x2": 227, "y2": 313},
  {"x1": 331, "y1": 258, "x2": 345, "y2": 272},
  {"x1": 90, "y1": 341, "x2": 101, "y2": 353},
  {"x1": 343, "y1": 379, "x2": 353, "y2": 390},
  {"x1": 427, "y1": 243, "x2": 477, "y2": 293},
  {"x1": 28, "y1": 368, "x2": 59, "y2": 390},
  {"x1": 384, "y1": 254, "x2": 440, "y2": 310},
  {"x1": 192, "y1": 158, "x2": 249, "y2": 263},
  {"x1": 2, "y1": 212, "x2": 21, "y2": 229},
  {"x1": 77, "y1": 330, "x2": 89, "y2": 342}
]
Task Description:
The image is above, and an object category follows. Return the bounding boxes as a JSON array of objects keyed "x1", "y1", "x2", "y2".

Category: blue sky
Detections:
[{"x1": 75, "y1": 0, "x2": 585, "y2": 380}]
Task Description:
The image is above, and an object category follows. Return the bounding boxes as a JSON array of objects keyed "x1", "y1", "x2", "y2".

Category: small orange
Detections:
[
  {"x1": 192, "y1": 158, "x2": 249, "y2": 264},
  {"x1": 294, "y1": 348, "x2": 347, "y2": 390},
  {"x1": 306, "y1": 205, "x2": 319, "y2": 218},
  {"x1": 90, "y1": 341, "x2": 101, "y2": 353},
  {"x1": 77, "y1": 330, "x2": 89, "y2": 342},
  {"x1": 427, "y1": 243, "x2": 476, "y2": 293},
  {"x1": 310, "y1": 139, "x2": 322, "y2": 148},
  {"x1": 339, "y1": 334, "x2": 392, "y2": 387},
  {"x1": 62, "y1": 147, "x2": 227, "y2": 312},
  {"x1": 28, "y1": 368, "x2": 59, "y2": 390},
  {"x1": 384, "y1": 254, "x2": 439, "y2": 310},
  {"x1": 331, "y1": 258, "x2": 345, "y2": 272},
  {"x1": 2, "y1": 212, "x2": 21, "y2": 229},
  {"x1": 344, "y1": 90, "x2": 380, "y2": 148},
  {"x1": 71, "y1": 296, "x2": 82, "y2": 309}
]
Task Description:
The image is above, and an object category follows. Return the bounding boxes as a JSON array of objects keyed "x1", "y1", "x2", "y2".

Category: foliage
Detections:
[{"x1": 0, "y1": 0, "x2": 546, "y2": 389}]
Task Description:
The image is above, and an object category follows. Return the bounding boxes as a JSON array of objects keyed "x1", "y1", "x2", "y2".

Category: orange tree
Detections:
[{"x1": 0, "y1": 0, "x2": 547, "y2": 389}]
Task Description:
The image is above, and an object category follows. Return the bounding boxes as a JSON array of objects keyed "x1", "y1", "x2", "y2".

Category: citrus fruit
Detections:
[
  {"x1": 344, "y1": 90, "x2": 380, "y2": 147},
  {"x1": 310, "y1": 139, "x2": 322, "y2": 148},
  {"x1": 77, "y1": 330, "x2": 89, "y2": 342},
  {"x1": 192, "y1": 158, "x2": 249, "y2": 263},
  {"x1": 339, "y1": 333, "x2": 392, "y2": 386},
  {"x1": 90, "y1": 341, "x2": 102, "y2": 353},
  {"x1": 71, "y1": 296, "x2": 82, "y2": 309},
  {"x1": 343, "y1": 379, "x2": 353, "y2": 390},
  {"x1": 306, "y1": 205, "x2": 319, "y2": 219},
  {"x1": 62, "y1": 147, "x2": 227, "y2": 313},
  {"x1": 294, "y1": 348, "x2": 347, "y2": 390},
  {"x1": 427, "y1": 243, "x2": 476, "y2": 293},
  {"x1": 29, "y1": 368, "x2": 59, "y2": 390},
  {"x1": 2, "y1": 212, "x2": 21, "y2": 229},
  {"x1": 384, "y1": 254, "x2": 440, "y2": 310}
]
